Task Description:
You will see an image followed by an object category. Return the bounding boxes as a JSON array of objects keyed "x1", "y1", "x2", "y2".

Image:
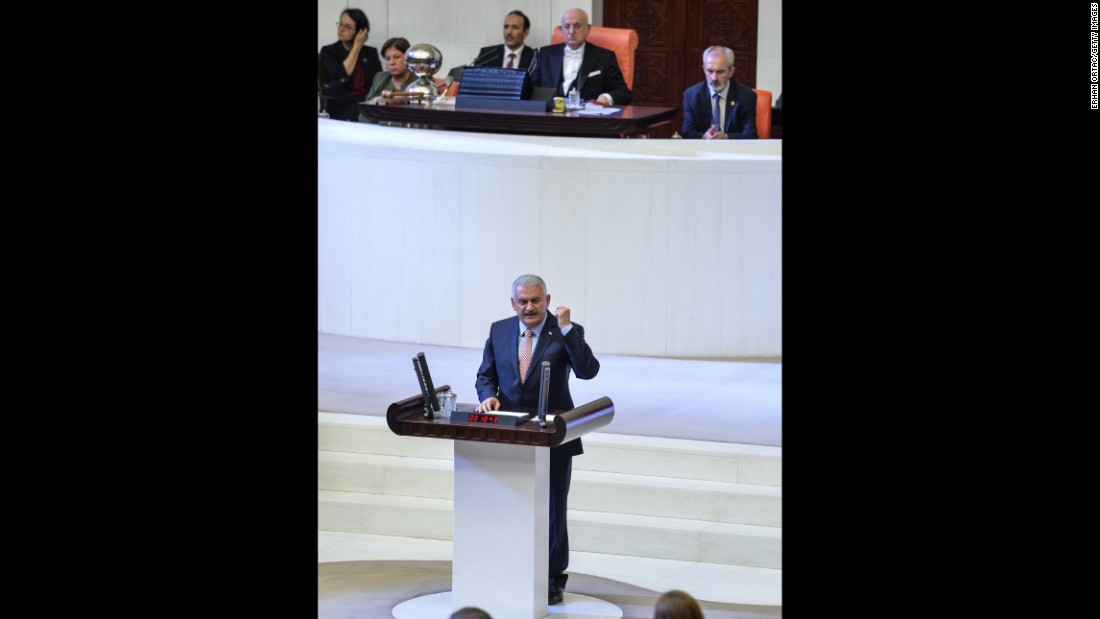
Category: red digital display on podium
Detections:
[{"x1": 462, "y1": 410, "x2": 532, "y2": 426}]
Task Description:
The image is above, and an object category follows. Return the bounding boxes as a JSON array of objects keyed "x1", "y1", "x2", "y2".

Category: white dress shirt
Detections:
[{"x1": 562, "y1": 44, "x2": 584, "y2": 93}]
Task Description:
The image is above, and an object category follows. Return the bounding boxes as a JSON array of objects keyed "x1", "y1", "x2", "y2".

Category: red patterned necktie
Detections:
[
  {"x1": 507, "y1": 53, "x2": 516, "y2": 69},
  {"x1": 519, "y1": 328, "x2": 533, "y2": 379}
]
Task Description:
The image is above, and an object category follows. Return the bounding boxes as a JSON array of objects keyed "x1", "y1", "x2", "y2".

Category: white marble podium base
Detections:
[
  {"x1": 452, "y1": 440, "x2": 549, "y2": 617},
  {"x1": 392, "y1": 591, "x2": 624, "y2": 619}
]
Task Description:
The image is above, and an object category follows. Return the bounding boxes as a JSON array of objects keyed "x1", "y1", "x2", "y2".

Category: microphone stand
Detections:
[
  {"x1": 468, "y1": 49, "x2": 502, "y2": 68},
  {"x1": 318, "y1": 86, "x2": 329, "y2": 118},
  {"x1": 318, "y1": 77, "x2": 348, "y2": 118},
  {"x1": 435, "y1": 75, "x2": 455, "y2": 102},
  {"x1": 527, "y1": 47, "x2": 539, "y2": 77}
]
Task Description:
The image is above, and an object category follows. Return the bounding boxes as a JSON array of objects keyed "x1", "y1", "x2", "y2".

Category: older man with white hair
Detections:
[{"x1": 529, "y1": 7, "x2": 633, "y2": 106}]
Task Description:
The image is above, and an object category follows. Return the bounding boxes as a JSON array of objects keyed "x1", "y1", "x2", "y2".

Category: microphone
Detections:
[
  {"x1": 417, "y1": 352, "x2": 440, "y2": 413},
  {"x1": 412, "y1": 356, "x2": 434, "y2": 420},
  {"x1": 321, "y1": 76, "x2": 349, "y2": 91},
  {"x1": 537, "y1": 361, "x2": 551, "y2": 428},
  {"x1": 437, "y1": 75, "x2": 455, "y2": 97},
  {"x1": 468, "y1": 48, "x2": 502, "y2": 67},
  {"x1": 527, "y1": 47, "x2": 540, "y2": 75}
]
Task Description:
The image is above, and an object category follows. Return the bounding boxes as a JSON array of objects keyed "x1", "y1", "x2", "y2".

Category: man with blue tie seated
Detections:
[
  {"x1": 475, "y1": 274, "x2": 601, "y2": 606},
  {"x1": 681, "y1": 46, "x2": 758, "y2": 139},
  {"x1": 529, "y1": 7, "x2": 633, "y2": 106},
  {"x1": 472, "y1": 10, "x2": 536, "y2": 70}
]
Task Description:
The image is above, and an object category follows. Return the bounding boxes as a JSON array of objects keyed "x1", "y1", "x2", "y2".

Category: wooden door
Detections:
[{"x1": 603, "y1": 0, "x2": 758, "y2": 138}]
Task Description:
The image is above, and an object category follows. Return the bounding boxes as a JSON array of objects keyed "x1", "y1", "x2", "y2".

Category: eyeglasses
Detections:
[
  {"x1": 337, "y1": 22, "x2": 355, "y2": 31},
  {"x1": 561, "y1": 23, "x2": 588, "y2": 31}
]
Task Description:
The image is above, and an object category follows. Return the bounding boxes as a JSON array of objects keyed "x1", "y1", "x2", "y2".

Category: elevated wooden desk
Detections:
[{"x1": 359, "y1": 99, "x2": 676, "y2": 138}]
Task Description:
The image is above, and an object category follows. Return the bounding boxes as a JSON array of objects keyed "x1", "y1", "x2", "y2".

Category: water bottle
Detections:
[{"x1": 568, "y1": 87, "x2": 580, "y2": 110}]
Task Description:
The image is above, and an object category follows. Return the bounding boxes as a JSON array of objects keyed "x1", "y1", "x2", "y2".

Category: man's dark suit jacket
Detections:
[
  {"x1": 529, "y1": 42, "x2": 633, "y2": 104},
  {"x1": 475, "y1": 44, "x2": 536, "y2": 69},
  {"x1": 320, "y1": 41, "x2": 383, "y2": 122},
  {"x1": 475, "y1": 312, "x2": 600, "y2": 458},
  {"x1": 681, "y1": 78, "x2": 758, "y2": 139}
]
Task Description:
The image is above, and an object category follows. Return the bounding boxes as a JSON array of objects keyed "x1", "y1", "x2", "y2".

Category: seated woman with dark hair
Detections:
[
  {"x1": 366, "y1": 37, "x2": 414, "y2": 101},
  {"x1": 653, "y1": 589, "x2": 706, "y2": 619},
  {"x1": 319, "y1": 8, "x2": 382, "y2": 121}
]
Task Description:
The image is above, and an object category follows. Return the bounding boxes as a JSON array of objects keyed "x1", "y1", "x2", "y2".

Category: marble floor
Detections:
[{"x1": 318, "y1": 530, "x2": 782, "y2": 608}]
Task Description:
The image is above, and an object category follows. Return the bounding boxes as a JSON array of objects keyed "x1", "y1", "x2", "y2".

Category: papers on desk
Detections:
[{"x1": 576, "y1": 103, "x2": 621, "y2": 116}]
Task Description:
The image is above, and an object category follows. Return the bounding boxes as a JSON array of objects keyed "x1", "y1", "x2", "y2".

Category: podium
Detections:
[{"x1": 386, "y1": 387, "x2": 615, "y2": 619}]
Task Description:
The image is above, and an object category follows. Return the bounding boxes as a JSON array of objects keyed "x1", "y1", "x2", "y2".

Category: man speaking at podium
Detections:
[{"x1": 475, "y1": 274, "x2": 601, "y2": 605}]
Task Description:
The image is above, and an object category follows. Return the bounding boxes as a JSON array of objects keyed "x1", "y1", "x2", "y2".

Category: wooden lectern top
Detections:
[{"x1": 386, "y1": 386, "x2": 614, "y2": 447}]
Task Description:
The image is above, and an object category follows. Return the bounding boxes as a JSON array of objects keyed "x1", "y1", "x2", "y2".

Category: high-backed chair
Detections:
[
  {"x1": 753, "y1": 88, "x2": 772, "y2": 139},
  {"x1": 551, "y1": 25, "x2": 639, "y2": 89}
]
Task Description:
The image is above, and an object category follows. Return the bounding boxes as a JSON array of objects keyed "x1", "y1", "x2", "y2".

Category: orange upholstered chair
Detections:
[
  {"x1": 753, "y1": 88, "x2": 772, "y2": 139},
  {"x1": 551, "y1": 25, "x2": 639, "y2": 89}
]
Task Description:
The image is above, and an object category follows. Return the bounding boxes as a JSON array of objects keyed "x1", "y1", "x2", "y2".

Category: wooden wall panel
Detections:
[{"x1": 604, "y1": 0, "x2": 758, "y2": 138}]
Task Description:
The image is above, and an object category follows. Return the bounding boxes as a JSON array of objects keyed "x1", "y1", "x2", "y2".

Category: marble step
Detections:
[
  {"x1": 570, "y1": 470, "x2": 780, "y2": 528},
  {"x1": 318, "y1": 490, "x2": 780, "y2": 568},
  {"x1": 578, "y1": 433, "x2": 780, "y2": 487},
  {"x1": 571, "y1": 510, "x2": 781, "y2": 569},
  {"x1": 318, "y1": 451, "x2": 454, "y2": 499},
  {"x1": 318, "y1": 412, "x2": 781, "y2": 487},
  {"x1": 318, "y1": 451, "x2": 780, "y2": 527}
]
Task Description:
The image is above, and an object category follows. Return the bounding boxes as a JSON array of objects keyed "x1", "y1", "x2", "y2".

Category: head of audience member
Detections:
[
  {"x1": 380, "y1": 37, "x2": 412, "y2": 81},
  {"x1": 449, "y1": 607, "x2": 493, "y2": 619},
  {"x1": 653, "y1": 589, "x2": 705, "y2": 619},
  {"x1": 338, "y1": 8, "x2": 369, "y2": 47},
  {"x1": 503, "y1": 10, "x2": 530, "y2": 49},
  {"x1": 510, "y1": 274, "x2": 549, "y2": 330},
  {"x1": 702, "y1": 46, "x2": 736, "y2": 92},
  {"x1": 560, "y1": 7, "x2": 591, "y2": 50}
]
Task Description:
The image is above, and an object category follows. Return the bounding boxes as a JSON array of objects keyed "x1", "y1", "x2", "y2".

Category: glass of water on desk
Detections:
[{"x1": 438, "y1": 391, "x2": 456, "y2": 419}]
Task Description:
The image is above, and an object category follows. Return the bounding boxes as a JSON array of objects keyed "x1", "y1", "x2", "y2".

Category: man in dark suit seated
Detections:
[
  {"x1": 471, "y1": 10, "x2": 536, "y2": 70},
  {"x1": 475, "y1": 274, "x2": 601, "y2": 606},
  {"x1": 681, "y1": 45, "x2": 758, "y2": 139},
  {"x1": 529, "y1": 7, "x2": 632, "y2": 106}
]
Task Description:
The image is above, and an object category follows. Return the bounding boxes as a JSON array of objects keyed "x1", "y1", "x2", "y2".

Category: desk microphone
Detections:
[
  {"x1": 468, "y1": 48, "x2": 502, "y2": 67},
  {"x1": 527, "y1": 48, "x2": 539, "y2": 75},
  {"x1": 437, "y1": 75, "x2": 455, "y2": 96},
  {"x1": 321, "y1": 76, "x2": 349, "y2": 90},
  {"x1": 537, "y1": 361, "x2": 550, "y2": 428}
]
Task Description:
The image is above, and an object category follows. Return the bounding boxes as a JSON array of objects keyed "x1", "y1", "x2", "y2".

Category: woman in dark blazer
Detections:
[{"x1": 319, "y1": 8, "x2": 383, "y2": 121}]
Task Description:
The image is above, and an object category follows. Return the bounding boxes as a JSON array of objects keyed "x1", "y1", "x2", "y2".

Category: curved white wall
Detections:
[{"x1": 318, "y1": 120, "x2": 782, "y2": 358}]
